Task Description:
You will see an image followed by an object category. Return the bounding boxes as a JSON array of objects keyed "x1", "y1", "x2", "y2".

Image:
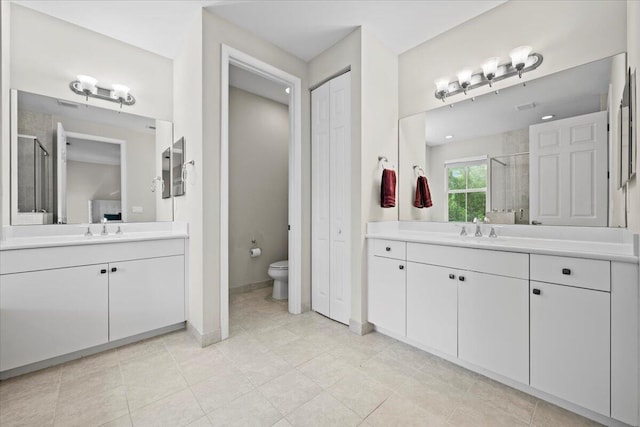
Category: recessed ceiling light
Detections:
[
  {"x1": 285, "y1": 87, "x2": 290, "y2": 94},
  {"x1": 541, "y1": 115, "x2": 555, "y2": 120},
  {"x1": 445, "y1": 135, "x2": 454, "y2": 140}
]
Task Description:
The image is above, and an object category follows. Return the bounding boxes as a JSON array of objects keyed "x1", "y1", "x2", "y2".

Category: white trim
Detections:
[
  {"x1": 10, "y1": 90, "x2": 17, "y2": 225},
  {"x1": 220, "y1": 44, "x2": 303, "y2": 341},
  {"x1": 444, "y1": 155, "x2": 488, "y2": 167}
]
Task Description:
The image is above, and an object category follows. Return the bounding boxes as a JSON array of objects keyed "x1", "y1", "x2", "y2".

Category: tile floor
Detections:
[{"x1": 0, "y1": 286, "x2": 602, "y2": 427}]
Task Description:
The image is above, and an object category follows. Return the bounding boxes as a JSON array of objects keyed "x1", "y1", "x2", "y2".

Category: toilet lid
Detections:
[{"x1": 270, "y1": 260, "x2": 288, "y2": 270}]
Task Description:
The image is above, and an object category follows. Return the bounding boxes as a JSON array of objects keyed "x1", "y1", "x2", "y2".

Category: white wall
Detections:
[
  {"x1": 229, "y1": 87, "x2": 288, "y2": 289},
  {"x1": 1, "y1": 2, "x2": 11, "y2": 226},
  {"x1": 66, "y1": 161, "x2": 120, "y2": 224},
  {"x1": 399, "y1": 0, "x2": 627, "y2": 118},
  {"x1": 1, "y1": 3, "x2": 173, "y2": 227},
  {"x1": 308, "y1": 27, "x2": 398, "y2": 332},
  {"x1": 399, "y1": 113, "x2": 429, "y2": 221}
]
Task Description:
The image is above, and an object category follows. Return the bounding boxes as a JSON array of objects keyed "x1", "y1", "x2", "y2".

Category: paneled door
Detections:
[
  {"x1": 529, "y1": 111, "x2": 607, "y2": 226},
  {"x1": 311, "y1": 71, "x2": 351, "y2": 325}
]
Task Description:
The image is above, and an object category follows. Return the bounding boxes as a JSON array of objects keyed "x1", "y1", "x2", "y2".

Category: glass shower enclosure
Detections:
[
  {"x1": 17, "y1": 134, "x2": 50, "y2": 214},
  {"x1": 489, "y1": 152, "x2": 529, "y2": 224}
]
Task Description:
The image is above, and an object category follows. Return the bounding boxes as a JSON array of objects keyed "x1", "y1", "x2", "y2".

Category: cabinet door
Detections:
[
  {"x1": 0, "y1": 265, "x2": 109, "y2": 371},
  {"x1": 368, "y1": 256, "x2": 406, "y2": 336},
  {"x1": 530, "y1": 281, "x2": 610, "y2": 416},
  {"x1": 458, "y1": 271, "x2": 529, "y2": 384},
  {"x1": 406, "y1": 262, "x2": 457, "y2": 356},
  {"x1": 109, "y1": 256, "x2": 185, "y2": 341}
]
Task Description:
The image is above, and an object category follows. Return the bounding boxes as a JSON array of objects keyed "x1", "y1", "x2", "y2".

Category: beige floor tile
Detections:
[
  {"x1": 327, "y1": 371, "x2": 392, "y2": 419},
  {"x1": 448, "y1": 397, "x2": 530, "y2": 427},
  {"x1": 177, "y1": 347, "x2": 229, "y2": 386},
  {"x1": 57, "y1": 365, "x2": 123, "y2": 401},
  {"x1": 232, "y1": 350, "x2": 294, "y2": 386},
  {"x1": 272, "y1": 337, "x2": 332, "y2": 367},
  {"x1": 272, "y1": 419, "x2": 293, "y2": 427},
  {"x1": 360, "y1": 356, "x2": 418, "y2": 392},
  {"x1": 466, "y1": 377, "x2": 537, "y2": 424},
  {"x1": 0, "y1": 382, "x2": 58, "y2": 427},
  {"x1": 117, "y1": 337, "x2": 167, "y2": 362},
  {"x1": 54, "y1": 384, "x2": 129, "y2": 427},
  {"x1": 531, "y1": 401, "x2": 603, "y2": 426},
  {"x1": 130, "y1": 388, "x2": 205, "y2": 427},
  {"x1": 187, "y1": 416, "x2": 214, "y2": 426},
  {"x1": 0, "y1": 365, "x2": 61, "y2": 404},
  {"x1": 365, "y1": 394, "x2": 448, "y2": 427},
  {"x1": 328, "y1": 345, "x2": 373, "y2": 368},
  {"x1": 60, "y1": 350, "x2": 120, "y2": 384},
  {"x1": 259, "y1": 370, "x2": 323, "y2": 416},
  {"x1": 286, "y1": 392, "x2": 362, "y2": 427},
  {"x1": 190, "y1": 369, "x2": 254, "y2": 413},
  {"x1": 99, "y1": 414, "x2": 133, "y2": 427},
  {"x1": 215, "y1": 333, "x2": 270, "y2": 366},
  {"x1": 298, "y1": 353, "x2": 352, "y2": 389},
  {"x1": 251, "y1": 326, "x2": 300, "y2": 350},
  {"x1": 163, "y1": 330, "x2": 209, "y2": 364},
  {"x1": 207, "y1": 390, "x2": 281, "y2": 426},
  {"x1": 418, "y1": 358, "x2": 477, "y2": 394},
  {"x1": 375, "y1": 341, "x2": 433, "y2": 373}
]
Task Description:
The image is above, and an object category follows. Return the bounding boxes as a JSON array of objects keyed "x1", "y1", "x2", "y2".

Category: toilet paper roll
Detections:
[{"x1": 250, "y1": 247, "x2": 261, "y2": 258}]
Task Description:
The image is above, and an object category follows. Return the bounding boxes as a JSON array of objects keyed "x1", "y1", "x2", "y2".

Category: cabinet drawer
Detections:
[
  {"x1": 530, "y1": 254, "x2": 610, "y2": 292},
  {"x1": 372, "y1": 239, "x2": 406, "y2": 260},
  {"x1": 407, "y1": 243, "x2": 528, "y2": 280}
]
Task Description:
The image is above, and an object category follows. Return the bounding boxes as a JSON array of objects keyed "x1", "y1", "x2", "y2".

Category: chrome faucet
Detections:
[
  {"x1": 85, "y1": 226, "x2": 93, "y2": 237},
  {"x1": 459, "y1": 225, "x2": 467, "y2": 236},
  {"x1": 473, "y1": 218, "x2": 483, "y2": 237},
  {"x1": 489, "y1": 227, "x2": 498, "y2": 238},
  {"x1": 116, "y1": 226, "x2": 123, "y2": 235}
]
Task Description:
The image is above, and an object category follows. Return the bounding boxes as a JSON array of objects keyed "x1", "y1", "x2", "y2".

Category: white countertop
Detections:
[
  {"x1": 0, "y1": 222, "x2": 189, "y2": 251},
  {"x1": 366, "y1": 222, "x2": 639, "y2": 264}
]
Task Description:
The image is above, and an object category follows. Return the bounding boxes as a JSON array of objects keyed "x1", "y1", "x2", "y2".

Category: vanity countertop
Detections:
[
  {"x1": 366, "y1": 222, "x2": 639, "y2": 264},
  {"x1": 0, "y1": 222, "x2": 189, "y2": 251}
]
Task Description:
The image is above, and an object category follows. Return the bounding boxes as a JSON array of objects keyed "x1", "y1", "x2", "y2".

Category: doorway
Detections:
[{"x1": 220, "y1": 45, "x2": 303, "y2": 340}]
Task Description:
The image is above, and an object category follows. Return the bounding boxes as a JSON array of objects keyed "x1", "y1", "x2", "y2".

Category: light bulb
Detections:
[
  {"x1": 457, "y1": 69, "x2": 473, "y2": 94},
  {"x1": 510, "y1": 46, "x2": 532, "y2": 71},
  {"x1": 112, "y1": 84, "x2": 130, "y2": 100},
  {"x1": 482, "y1": 57, "x2": 500, "y2": 81},
  {"x1": 77, "y1": 75, "x2": 97, "y2": 93},
  {"x1": 435, "y1": 77, "x2": 449, "y2": 93}
]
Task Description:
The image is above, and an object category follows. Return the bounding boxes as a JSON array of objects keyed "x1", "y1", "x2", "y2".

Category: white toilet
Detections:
[{"x1": 268, "y1": 260, "x2": 288, "y2": 300}]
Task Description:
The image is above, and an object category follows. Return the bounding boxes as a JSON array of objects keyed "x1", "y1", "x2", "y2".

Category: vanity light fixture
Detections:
[
  {"x1": 70, "y1": 76, "x2": 136, "y2": 107},
  {"x1": 445, "y1": 135, "x2": 454, "y2": 140},
  {"x1": 541, "y1": 114, "x2": 555, "y2": 120},
  {"x1": 434, "y1": 47, "x2": 543, "y2": 101}
]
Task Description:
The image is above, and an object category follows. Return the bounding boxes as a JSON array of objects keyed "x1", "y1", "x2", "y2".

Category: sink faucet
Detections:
[{"x1": 473, "y1": 218, "x2": 483, "y2": 237}]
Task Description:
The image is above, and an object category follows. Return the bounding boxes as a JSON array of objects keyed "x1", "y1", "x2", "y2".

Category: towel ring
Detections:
[
  {"x1": 378, "y1": 155, "x2": 395, "y2": 170},
  {"x1": 413, "y1": 165, "x2": 425, "y2": 176}
]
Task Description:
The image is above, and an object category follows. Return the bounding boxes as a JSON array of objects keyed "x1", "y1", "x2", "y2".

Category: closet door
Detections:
[
  {"x1": 311, "y1": 80, "x2": 331, "y2": 318},
  {"x1": 329, "y1": 72, "x2": 351, "y2": 325},
  {"x1": 311, "y1": 72, "x2": 351, "y2": 325}
]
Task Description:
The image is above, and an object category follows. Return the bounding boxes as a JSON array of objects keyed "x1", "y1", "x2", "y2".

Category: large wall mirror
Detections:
[
  {"x1": 11, "y1": 90, "x2": 175, "y2": 225},
  {"x1": 399, "y1": 53, "x2": 627, "y2": 227}
]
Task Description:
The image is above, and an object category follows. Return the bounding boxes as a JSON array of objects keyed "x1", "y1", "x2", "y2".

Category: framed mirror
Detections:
[
  {"x1": 11, "y1": 90, "x2": 174, "y2": 225},
  {"x1": 399, "y1": 53, "x2": 626, "y2": 227},
  {"x1": 172, "y1": 137, "x2": 185, "y2": 197}
]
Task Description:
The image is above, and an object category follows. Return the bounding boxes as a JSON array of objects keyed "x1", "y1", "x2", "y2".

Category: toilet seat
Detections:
[{"x1": 270, "y1": 260, "x2": 288, "y2": 270}]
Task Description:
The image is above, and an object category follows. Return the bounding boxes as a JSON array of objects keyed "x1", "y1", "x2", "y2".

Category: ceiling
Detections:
[
  {"x1": 14, "y1": 0, "x2": 506, "y2": 61},
  {"x1": 230, "y1": 65, "x2": 290, "y2": 105},
  {"x1": 423, "y1": 56, "x2": 614, "y2": 146}
]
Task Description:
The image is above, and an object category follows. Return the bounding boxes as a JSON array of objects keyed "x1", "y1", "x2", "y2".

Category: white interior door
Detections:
[
  {"x1": 329, "y1": 72, "x2": 351, "y2": 325},
  {"x1": 529, "y1": 111, "x2": 608, "y2": 226},
  {"x1": 311, "y1": 79, "x2": 331, "y2": 317},
  {"x1": 311, "y1": 71, "x2": 351, "y2": 325},
  {"x1": 56, "y1": 122, "x2": 67, "y2": 224}
]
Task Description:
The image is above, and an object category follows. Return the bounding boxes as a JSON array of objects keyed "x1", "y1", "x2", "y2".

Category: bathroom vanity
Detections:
[
  {"x1": 367, "y1": 221, "x2": 639, "y2": 426},
  {"x1": 0, "y1": 222, "x2": 188, "y2": 378}
]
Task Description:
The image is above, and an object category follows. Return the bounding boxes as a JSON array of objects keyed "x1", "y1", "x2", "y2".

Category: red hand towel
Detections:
[
  {"x1": 381, "y1": 168, "x2": 396, "y2": 208},
  {"x1": 414, "y1": 176, "x2": 433, "y2": 209}
]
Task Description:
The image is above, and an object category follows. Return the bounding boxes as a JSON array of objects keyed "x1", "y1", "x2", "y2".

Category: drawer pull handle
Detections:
[
  {"x1": 533, "y1": 288, "x2": 541, "y2": 295},
  {"x1": 458, "y1": 276, "x2": 465, "y2": 282},
  {"x1": 562, "y1": 268, "x2": 571, "y2": 275},
  {"x1": 111, "y1": 267, "x2": 117, "y2": 273},
  {"x1": 100, "y1": 269, "x2": 107, "y2": 274},
  {"x1": 386, "y1": 247, "x2": 391, "y2": 252},
  {"x1": 448, "y1": 274, "x2": 455, "y2": 280},
  {"x1": 399, "y1": 265, "x2": 404, "y2": 270}
]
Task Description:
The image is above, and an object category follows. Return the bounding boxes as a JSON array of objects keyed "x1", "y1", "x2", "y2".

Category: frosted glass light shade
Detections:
[
  {"x1": 457, "y1": 69, "x2": 472, "y2": 86},
  {"x1": 435, "y1": 77, "x2": 449, "y2": 93},
  {"x1": 510, "y1": 46, "x2": 532, "y2": 68},
  {"x1": 77, "y1": 75, "x2": 97, "y2": 93},
  {"x1": 112, "y1": 84, "x2": 130, "y2": 100},
  {"x1": 482, "y1": 57, "x2": 500, "y2": 79}
]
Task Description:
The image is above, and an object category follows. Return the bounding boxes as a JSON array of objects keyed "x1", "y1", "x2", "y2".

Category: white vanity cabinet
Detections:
[
  {"x1": 530, "y1": 280, "x2": 610, "y2": 416},
  {"x1": 0, "y1": 264, "x2": 109, "y2": 371},
  {"x1": 406, "y1": 262, "x2": 457, "y2": 357},
  {"x1": 369, "y1": 255, "x2": 406, "y2": 336},
  {"x1": 0, "y1": 237, "x2": 186, "y2": 374},
  {"x1": 109, "y1": 255, "x2": 185, "y2": 341},
  {"x1": 458, "y1": 270, "x2": 529, "y2": 384}
]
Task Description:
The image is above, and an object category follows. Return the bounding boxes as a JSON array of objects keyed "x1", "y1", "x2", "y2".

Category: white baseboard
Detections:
[
  {"x1": 187, "y1": 321, "x2": 221, "y2": 347},
  {"x1": 349, "y1": 318, "x2": 374, "y2": 336}
]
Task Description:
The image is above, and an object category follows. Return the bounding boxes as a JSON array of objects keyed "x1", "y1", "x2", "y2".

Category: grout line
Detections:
[
  {"x1": 529, "y1": 400, "x2": 539, "y2": 426},
  {"x1": 116, "y1": 351, "x2": 132, "y2": 425}
]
